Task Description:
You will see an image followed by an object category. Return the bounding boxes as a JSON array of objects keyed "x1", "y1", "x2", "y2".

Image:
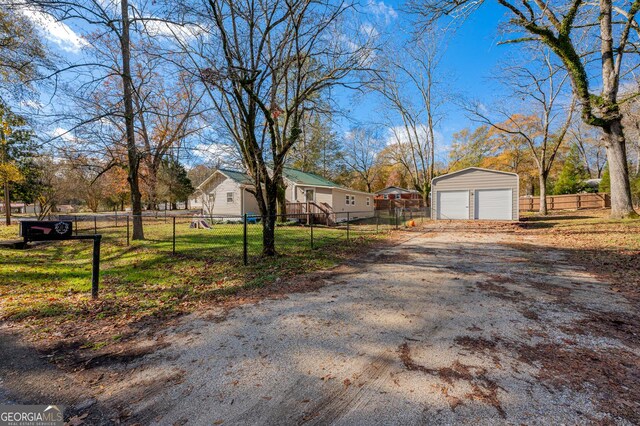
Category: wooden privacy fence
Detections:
[{"x1": 519, "y1": 193, "x2": 610, "y2": 212}]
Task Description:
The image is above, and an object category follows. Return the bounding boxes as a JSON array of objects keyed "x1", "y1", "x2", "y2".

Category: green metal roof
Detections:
[
  {"x1": 282, "y1": 167, "x2": 340, "y2": 187},
  {"x1": 217, "y1": 167, "x2": 367, "y2": 193},
  {"x1": 218, "y1": 168, "x2": 253, "y2": 185}
]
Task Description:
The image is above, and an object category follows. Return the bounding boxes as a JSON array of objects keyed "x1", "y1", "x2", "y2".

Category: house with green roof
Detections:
[{"x1": 190, "y1": 168, "x2": 374, "y2": 219}]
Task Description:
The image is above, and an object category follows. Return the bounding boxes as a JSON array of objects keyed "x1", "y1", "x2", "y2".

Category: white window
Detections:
[
  {"x1": 383, "y1": 194, "x2": 388, "y2": 199},
  {"x1": 226, "y1": 192, "x2": 234, "y2": 203},
  {"x1": 351, "y1": 195, "x2": 355, "y2": 205},
  {"x1": 345, "y1": 195, "x2": 350, "y2": 204},
  {"x1": 366, "y1": 197, "x2": 370, "y2": 206}
]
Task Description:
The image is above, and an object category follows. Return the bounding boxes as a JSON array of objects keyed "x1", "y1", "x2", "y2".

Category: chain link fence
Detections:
[{"x1": 2, "y1": 208, "x2": 431, "y2": 264}]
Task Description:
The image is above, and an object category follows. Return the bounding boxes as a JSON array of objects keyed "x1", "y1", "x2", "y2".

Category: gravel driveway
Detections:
[{"x1": 109, "y1": 230, "x2": 638, "y2": 425}]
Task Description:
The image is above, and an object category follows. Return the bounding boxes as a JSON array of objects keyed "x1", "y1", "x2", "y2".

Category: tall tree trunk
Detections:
[
  {"x1": 422, "y1": 181, "x2": 429, "y2": 206},
  {"x1": 276, "y1": 175, "x2": 287, "y2": 222},
  {"x1": 120, "y1": 0, "x2": 144, "y2": 239},
  {"x1": 147, "y1": 162, "x2": 159, "y2": 210},
  {"x1": 2, "y1": 134, "x2": 10, "y2": 226},
  {"x1": 598, "y1": 0, "x2": 636, "y2": 218},
  {"x1": 527, "y1": 179, "x2": 535, "y2": 197},
  {"x1": 603, "y1": 121, "x2": 636, "y2": 218},
  {"x1": 262, "y1": 184, "x2": 278, "y2": 256},
  {"x1": 539, "y1": 171, "x2": 548, "y2": 215}
]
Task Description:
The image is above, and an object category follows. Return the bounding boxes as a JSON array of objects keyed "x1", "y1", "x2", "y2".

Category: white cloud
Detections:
[
  {"x1": 20, "y1": 99, "x2": 43, "y2": 110},
  {"x1": 385, "y1": 125, "x2": 436, "y2": 146},
  {"x1": 21, "y1": 9, "x2": 87, "y2": 54},
  {"x1": 51, "y1": 127, "x2": 76, "y2": 143},
  {"x1": 359, "y1": 22, "x2": 379, "y2": 39},
  {"x1": 145, "y1": 20, "x2": 203, "y2": 44},
  {"x1": 366, "y1": 0, "x2": 398, "y2": 24},
  {"x1": 194, "y1": 143, "x2": 240, "y2": 166}
]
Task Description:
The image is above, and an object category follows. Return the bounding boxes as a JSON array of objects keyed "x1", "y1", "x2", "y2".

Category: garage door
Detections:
[
  {"x1": 475, "y1": 189, "x2": 512, "y2": 220},
  {"x1": 437, "y1": 191, "x2": 469, "y2": 220}
]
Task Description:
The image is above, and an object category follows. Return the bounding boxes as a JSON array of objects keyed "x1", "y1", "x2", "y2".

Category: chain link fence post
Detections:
[
  {"x1": 91, "y1": 235, "x2": 102, "y2": 299},
  {"x1": 74, "y1": 215, "x2": 78, "y2": 236},
  {"x1": 346, "y1": 212, "x2": 350, "y2": 242},
  {"x1": 172, "y1": 216, "x2": 176, "y2": 255},
  {"x1": 243, "y1": 213, "x2": 248, "y2": 266},
  {"x1": 310, "y1": 213, "x2": 314, "y2": 249},
  {"x1": 126, "y1": 215, "x2": 130, "y2": 246}
]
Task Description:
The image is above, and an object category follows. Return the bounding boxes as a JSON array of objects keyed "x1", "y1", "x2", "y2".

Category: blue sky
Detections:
[
  {"x1": 437, "y1": 3, "x2": 508, "y2": 133},
  {"x1": 338, "y1": 0, "x2": 513, "y2": 162}
]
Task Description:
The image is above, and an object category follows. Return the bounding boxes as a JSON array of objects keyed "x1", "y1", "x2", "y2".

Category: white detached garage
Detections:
[{"x1": 431, "y1": 167, "x2": 519, "y2": 221}]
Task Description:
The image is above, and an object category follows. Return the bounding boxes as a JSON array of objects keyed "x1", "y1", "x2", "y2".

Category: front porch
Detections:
[{"x1": 285, "y1": 201, "x2": 335, "y2": 226}]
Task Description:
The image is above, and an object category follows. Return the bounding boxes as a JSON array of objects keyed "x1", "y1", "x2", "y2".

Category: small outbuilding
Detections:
[{"x1": 431, "y1": 167, "x2": 519, "y2": 221}]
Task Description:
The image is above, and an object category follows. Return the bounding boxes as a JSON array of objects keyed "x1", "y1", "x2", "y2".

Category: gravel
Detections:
[{"x1": 115, "y1": 231, "x2": 635, "y2": 425}]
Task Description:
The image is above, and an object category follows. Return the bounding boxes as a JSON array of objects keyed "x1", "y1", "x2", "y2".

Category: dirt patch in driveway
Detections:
[
  {"x1": 560, "y1": 310, "x2": 640, "y2": 347},
  {"x1": 398, "y1": 342, "x2": 505, "y2": 417},
  {"x1": 476, "y1": 276, "x2": 526, "y2": 303},
  {"x1": 515, "y1": 342, "x2": 640, "y2": 424}
]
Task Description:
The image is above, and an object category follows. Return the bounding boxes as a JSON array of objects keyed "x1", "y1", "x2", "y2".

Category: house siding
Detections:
[
  {"x1": 331, "y1": 189, "x2": 375, "y2": 218},
  {"x1": 242, "y1": 189, "x2": 260, "y2": 216},
  {"x1": 202, "y1": 175, "x2": 243, "y2": 216},
  {"x1": 431, "y1": 169, "x2": 519, "y2": 220},
  {"x1": 292, "y1": 185, "x2": 332, "y2": 204}
]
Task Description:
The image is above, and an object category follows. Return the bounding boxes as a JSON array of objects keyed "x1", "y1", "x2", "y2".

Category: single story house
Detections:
[
  {"x1": 374, "y1": 186, "x2": 421, "y2": 200},
  {"x1": 0, "y1": 202, "x2": 43, "y2": 214},
  {"x1": 583, "y1": 178, "x2": 602, "y2": 191},
  {"x1": 431, "y1": 167, "x2": 519, "y2": 221},
  {"x1": 191, "y1": 168, "x2": 375, "y2": 219}
]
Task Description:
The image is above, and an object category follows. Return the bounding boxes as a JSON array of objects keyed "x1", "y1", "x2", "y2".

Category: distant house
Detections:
[
  {"x1": 583, "y1": 178, "x2": 602, "y2": 192},
  {"x1": 0, "y1": 202, "x2": 41, "y2": 214},
  {"x1": 373, "y1": 186, "x2": 425, "y2": 211},
  {"x1": 374, "y1": 186, "x2": 421, "y2": 200},
  {"x1": 191, "y1": 168, "x2": 375, "y2": 220}
]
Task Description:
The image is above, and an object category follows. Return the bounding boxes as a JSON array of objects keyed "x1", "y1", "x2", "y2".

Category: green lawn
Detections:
[{"x1": 0, "y1": 217, "x2": 389, "y2": 333}]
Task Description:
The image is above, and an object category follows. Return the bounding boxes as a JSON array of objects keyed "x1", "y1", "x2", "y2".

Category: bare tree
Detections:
[
  {"x1": 120, "y1": 0, "x2": 143, "y2": 238},
  {"x1": 343, "y1": 127, "x2": 382, "y2": 193},
  {"x1": 472, "y1": 47, "x2": 575, "y2": 214},
  {"x1": 133, "y1": 67, "x2": 204, "y2": 210},
  {"x1": 24, "y1": 0, "x2": 148, "y2": 238},
  {"x1": 413, "y1": 0, "x2": 640, "y2": 218},
  {"x1": 174, "y1": 0, "x2": 373, "y2": 255},
  {"x1": 569, "y1": 120, "x2": 607, "y2": 178},
  {"x1": 372, "y1": 31, "x2": 443, "y2": 202}
]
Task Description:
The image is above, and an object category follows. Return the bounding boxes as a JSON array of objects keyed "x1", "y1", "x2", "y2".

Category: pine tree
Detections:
[
  {"x1": 288, "y1": 114, "x2": 342, "y2": 180},
  {"x1": 553, "y1": 144, "x2": 589, "y2": 195},
  {"x1": 158, "y1": 159, "x2": 194, "y2": 209}
]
